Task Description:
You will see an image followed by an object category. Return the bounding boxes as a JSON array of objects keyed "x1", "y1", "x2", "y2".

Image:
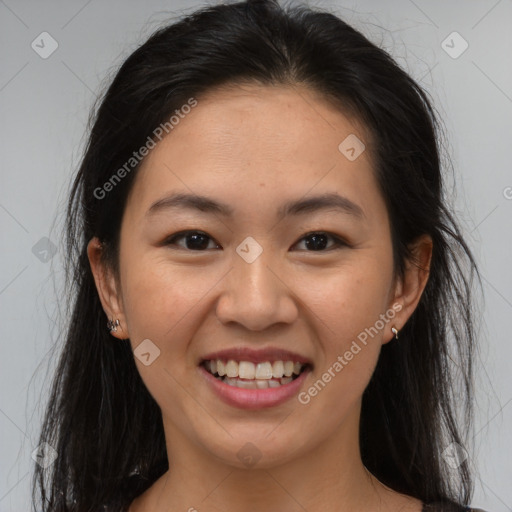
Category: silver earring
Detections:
[
  {"x1": 391, "y1": 326, "x2": 399, "y2": 340},
  {"x1": 107, "y1": 318, "x2": 120, "y2": 333}
]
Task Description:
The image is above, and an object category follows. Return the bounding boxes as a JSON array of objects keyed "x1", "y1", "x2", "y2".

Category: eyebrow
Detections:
[{"x1": 146, "y1": 192, "x2": 365, "y2": 220}]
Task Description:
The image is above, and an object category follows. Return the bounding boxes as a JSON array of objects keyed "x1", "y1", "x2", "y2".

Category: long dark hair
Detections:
[{"x1": 33, "y1": 0, "x2": 481, "y2": 510}]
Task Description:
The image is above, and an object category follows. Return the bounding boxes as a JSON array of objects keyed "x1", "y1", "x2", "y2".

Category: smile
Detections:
[{"x1": 202, "y1": 359, "x2": 309, "y2": 389}]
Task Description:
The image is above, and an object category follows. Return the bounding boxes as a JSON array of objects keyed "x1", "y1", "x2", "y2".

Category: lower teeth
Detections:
[{"x1": 214, "y1": 374, "x2": 296, "y2": 389}]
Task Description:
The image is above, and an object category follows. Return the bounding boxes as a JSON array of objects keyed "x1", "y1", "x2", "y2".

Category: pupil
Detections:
[
  {"x1": 186, "y1": 233, "x2": 209, "y2": 250},
  {"x1": 305, "y1": 234, "x2": 327, "y2": 251}
]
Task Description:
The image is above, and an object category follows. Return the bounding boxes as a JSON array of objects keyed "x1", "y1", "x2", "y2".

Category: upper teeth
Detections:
[{"x1": 204, "y1": 360, "x2": 304, "y2": 379}]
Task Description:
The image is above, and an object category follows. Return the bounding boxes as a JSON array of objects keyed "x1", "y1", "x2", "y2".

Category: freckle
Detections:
[{"x1": 259, "y1": 183, "x2": 265, "y2": 187}]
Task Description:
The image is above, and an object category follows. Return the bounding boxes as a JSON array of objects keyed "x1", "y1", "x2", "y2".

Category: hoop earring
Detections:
[
  {"x1": 391, "y1": 326, "x2": 399, "y2": 340},
  {"x1": 107, "y1": 318, "x2": 120, "y2": 333}
]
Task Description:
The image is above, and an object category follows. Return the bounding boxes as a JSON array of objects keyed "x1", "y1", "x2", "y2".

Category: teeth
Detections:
[
  {"x1": 283, "y1": 361, "x2": 294, "y2": 377},
  {"x1": 236, "y1": 379, "x2": 259, "y2": 389},
  {"x1": 255, "y1": 362, "x2": 273, "y2": 379},
  {"x1": 272, "y1": 361, "x2": 284, "y2": 378},
  {"x1": 204, "y1": 358, "x2": 307, "y2": 383},
  {"x1": 238, "y1": 361, "x2": 256, "y2": 379},
  {"x1": 226, "y1": 360, "x2": 238, "y2": 378},
  {"x1": 221, "y1": 376, "x2": 295, "y2": 388}
]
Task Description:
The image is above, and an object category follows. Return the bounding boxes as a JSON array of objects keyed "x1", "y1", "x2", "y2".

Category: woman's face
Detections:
[{"x1": 90, "y1": 84, "x2": 428, "y2": 470}]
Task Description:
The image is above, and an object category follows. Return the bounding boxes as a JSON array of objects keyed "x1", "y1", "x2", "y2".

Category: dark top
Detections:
[
  {"x1": 109, "y1": 502, "x2": 489, "y2": 511},
  {"x1": 112, "y1": 499, "x2": 489, "y2": 511},
  {"x1": 422, "y1": 503, "x2": 487, "y2": 512},
  {"x1": 119, "y1": 501, "x2": 487, "y2": 511}
]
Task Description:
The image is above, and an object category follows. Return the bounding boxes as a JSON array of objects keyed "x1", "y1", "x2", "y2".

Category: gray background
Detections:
[{"x1": 1, "y1": 0, "x2": 511, "y2": 510}]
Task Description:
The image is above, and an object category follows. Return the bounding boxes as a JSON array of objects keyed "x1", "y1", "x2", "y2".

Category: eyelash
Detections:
[{"x1": 163, "y1": 230, "x2": 349, "y2": 252}]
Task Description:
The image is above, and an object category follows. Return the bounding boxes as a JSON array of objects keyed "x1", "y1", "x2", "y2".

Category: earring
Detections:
[
  {"x1": 391, "y1": 326, "x2": 399, "y2": 340},
  {"x1": 107, "y1": 318, "x2": 120, "y2": 333}
]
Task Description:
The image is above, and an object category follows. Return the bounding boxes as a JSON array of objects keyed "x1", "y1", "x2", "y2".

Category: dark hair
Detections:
[{"x1": 33, "y1": 0, "x2": 481, "y2": 510}]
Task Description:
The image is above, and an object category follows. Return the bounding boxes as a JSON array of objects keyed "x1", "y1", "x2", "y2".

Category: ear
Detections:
[
  {"x1": 385, "y1": 234, "x2": 433, "y2": 343},
  {"x1": 87, "y1": 237, "x2": 129, "y2": 340}
]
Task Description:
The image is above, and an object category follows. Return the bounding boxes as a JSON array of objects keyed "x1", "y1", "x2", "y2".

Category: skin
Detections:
[{"x1": 88, "y1": 83, "x2": 432, "y2": 512}]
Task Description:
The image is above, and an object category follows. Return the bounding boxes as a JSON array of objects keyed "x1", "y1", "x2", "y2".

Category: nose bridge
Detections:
[{"x1": 215, "y1": 246, "x2": 298, "y2": 331}]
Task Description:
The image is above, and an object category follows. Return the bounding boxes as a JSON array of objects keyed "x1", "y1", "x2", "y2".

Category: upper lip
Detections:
[{"x1": 200, "y1": 347, "x2": 313, "y2": 366}]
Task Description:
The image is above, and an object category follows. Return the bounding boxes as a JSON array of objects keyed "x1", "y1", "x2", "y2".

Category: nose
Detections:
[{"x1": 215, "y1": 252, "x2": 299, "y2": 332}]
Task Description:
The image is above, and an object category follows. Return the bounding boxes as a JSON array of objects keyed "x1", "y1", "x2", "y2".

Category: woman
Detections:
[{"x1": 32, "y1": 0, "x2": 486, "y2": 511}]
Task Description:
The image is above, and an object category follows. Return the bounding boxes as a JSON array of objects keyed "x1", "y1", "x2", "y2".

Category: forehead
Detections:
[
  {"x1": 126, "y1": 83, "x2": 381, "y2": 219},
  {"x1": 155, "y1": 83, "x2": 371, "y2": 166}
]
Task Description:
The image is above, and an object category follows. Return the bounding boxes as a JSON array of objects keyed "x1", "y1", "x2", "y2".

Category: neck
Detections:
[{"x1": 129, "y1": 404, "x2": 409, "y2": 512}]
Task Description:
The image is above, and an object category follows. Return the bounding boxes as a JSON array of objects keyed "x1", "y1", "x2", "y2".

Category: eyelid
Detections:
[
  {"x1": 163, "y1": 230, "x2": 349, "y2": 251},
  {"x1": 164, "y1": 230, "x2": 222, "y2": 250},
  {"x1": 291, "y1": 231, "x2": 349, "y2": 251}
]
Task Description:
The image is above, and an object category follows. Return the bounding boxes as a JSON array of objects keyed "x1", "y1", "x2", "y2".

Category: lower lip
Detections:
[{"x1": 198, "y1": 365, "x2": 311, "y2": 410}]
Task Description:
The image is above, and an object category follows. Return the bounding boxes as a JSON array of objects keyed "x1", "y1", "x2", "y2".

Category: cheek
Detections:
[
  {"x1": 120, "y1": 250, "x2": 219, "y2": 338},
  {"x1": 294, "y1": 286, "x2": 385, "y2": 438},
  {"x1": 118, "y1": 253, "x2": 221, "y2": 407},
  {"x1": 298, "y1": 257, "x2": 392, "y2": 346},
  {"x1": 293, "y1": 256, "x2": 392, "y2": 406}
]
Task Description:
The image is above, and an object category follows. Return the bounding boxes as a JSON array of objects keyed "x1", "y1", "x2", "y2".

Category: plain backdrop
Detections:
[{"x1": 1, "y1": 0, "x2": 511, "y2": 510}]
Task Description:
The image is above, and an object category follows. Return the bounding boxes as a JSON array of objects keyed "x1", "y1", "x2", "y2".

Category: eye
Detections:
[
  {"x1": 164, "y1": 230, "x2": 221, "y2": 251},
  {"x1": 292, "y1": 232, "x2": 348, "y2": 252}
]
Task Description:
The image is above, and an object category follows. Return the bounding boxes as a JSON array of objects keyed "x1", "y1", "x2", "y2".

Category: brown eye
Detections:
[
  {"x1": 292, "y1": 232, "x2": 347, "y2": 252},
  {"x1": 165, "y1": 231, "x2": 221, "y2": 251}
]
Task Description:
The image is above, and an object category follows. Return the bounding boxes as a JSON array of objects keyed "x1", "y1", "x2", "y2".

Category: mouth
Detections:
[
  {"x1": 198, "y1": 347, "x2": 314, "y2": 409},
  {"x1": 200, "y1": 359, "x2": 312, "y2": 389}
]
